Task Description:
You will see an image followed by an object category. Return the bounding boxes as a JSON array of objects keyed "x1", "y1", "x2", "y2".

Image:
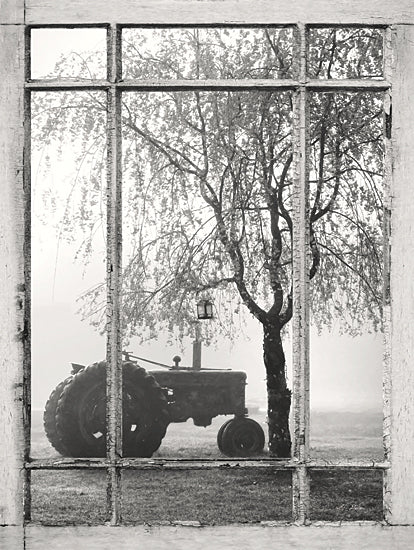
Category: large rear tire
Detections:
[
  {"x1": 43, "y1": 376, "x2": 74, "y2": 456},
  {"x1": 52, "y1": 361, "x2": 169, "y2": 457}
]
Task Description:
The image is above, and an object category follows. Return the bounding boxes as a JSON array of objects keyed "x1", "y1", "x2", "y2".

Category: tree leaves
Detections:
[{"x1": 32, "y1": 29, "x2": 384, "y2": 342}]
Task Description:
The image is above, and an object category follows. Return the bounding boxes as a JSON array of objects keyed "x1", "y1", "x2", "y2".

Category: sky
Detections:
[{"x1": 30, "y1": 28, "x2": 384, "y2": 414}]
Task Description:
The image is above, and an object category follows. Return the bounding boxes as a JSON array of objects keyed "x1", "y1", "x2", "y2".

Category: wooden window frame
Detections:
[{"x1": 1, "y1": 0, "x2": 414, "y2": 532}]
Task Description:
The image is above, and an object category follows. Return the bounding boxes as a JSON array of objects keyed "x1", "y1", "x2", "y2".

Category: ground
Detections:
[{"x1": 30, "y1": 409, "x2": 384, "y2": 525}]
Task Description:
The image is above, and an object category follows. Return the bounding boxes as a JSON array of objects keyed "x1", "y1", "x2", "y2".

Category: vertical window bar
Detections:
[
  {"x1": 292, "y1": 23, "x2": 310, "y2": 524},
  {"x1": 24, "y1": 26, "x2": 33, "y2": 523},
  {"x1": 106, "y1": 23, "x2": 123, "y2": 526},
  {"x1": 382, "y1": 24, "x2": 393, "y2": 521}
]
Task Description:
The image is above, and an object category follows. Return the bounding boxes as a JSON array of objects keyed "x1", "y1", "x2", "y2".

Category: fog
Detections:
[
  {"x1": 32, "y1": 235, "x2": 382, "y2": 412},
  {"x1": 30, "y1": 27, "x2": 383, "y2": 414}
]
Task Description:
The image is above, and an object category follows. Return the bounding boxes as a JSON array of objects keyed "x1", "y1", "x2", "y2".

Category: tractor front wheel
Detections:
[{"x1": 218, "y1": 417, "x2": 265, "y2": 457}]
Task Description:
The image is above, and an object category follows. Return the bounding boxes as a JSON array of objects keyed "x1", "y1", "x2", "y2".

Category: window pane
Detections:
[
  {"x1": 121, "y1": 469, "x2": 291, "y2": 523},
  {"x1": 308, "y1": 92, "x2": 384, "y2": 461},
  {"x1": 308, "y1": 28, "x2": 383, "y2": 79},
  {"x1": 31, "y1": 470, "x2": 107, "y2": 524},
  {"x1": 121, "y1": 90, "x2": 293, "y2": 459},
  {"x1": 31, "y1": 28, "x2": 107, "y2": 79},
  {"x1": 310, "y1": 469, "x2": 383, "y2": 520},
  {"x1": 31, "y1": 92, "x2": 107, "y2": 459},
  {"x1": 122, "y1": 27, "x2": 293, "y2": 79}
]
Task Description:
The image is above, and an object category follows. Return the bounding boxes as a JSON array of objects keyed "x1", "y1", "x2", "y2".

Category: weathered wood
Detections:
[
  {"x1": 386, "y1": 24, "x2": 414, "y2": 525},
  {"x1": 20, "y1": 524, "x2": 414, "y2": 549},
  {"x1": 25, "y1": 0, "x2": 414, "y2": 26},
  {"x1": 25, "y1": 458, "x2": 388, "y2": 469},
  {"x1": 291, "y1": 24, "x2": 310, "y2": 525},
  {"x1": 25, "y1": 78, "x2": 391, "y2": 92},
  {"x1": 106, "y1": 24, "x2": 123, "y2": 526},
  {"x1": 0, "y1": 0, "x2": 24, "y2": 24},
  {"x1": 382, "y1": 26, "x2": 393, "y2": 521},
  {"x1": 0, "y1": 23, "x2": 26, "y2": 526},
  {"x1": 1, "y1": 0, "x2": 412, "y2": 532}
]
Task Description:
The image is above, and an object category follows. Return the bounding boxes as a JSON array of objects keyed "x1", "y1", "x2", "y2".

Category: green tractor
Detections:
[{"x1": 44, "y1": 349, "x2": 265, "y2": 459}]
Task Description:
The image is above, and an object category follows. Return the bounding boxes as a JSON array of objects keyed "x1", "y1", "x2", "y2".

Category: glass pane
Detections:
[
  {"x1": 31, "y1": 470, "x2": 107, "y2": 524},
  {"x1": 310, "y1": 469, "x2": 383, "y2": 520},
  {"x1": 308, "y1": 27, "x2": 383, "y2": 79},
  {"x1": 31, "y1": 28, "x2": 107, "y2": 79},
  {"x1": 308, "y1": 92, "x2": 384, "y2": 461},
  {"x1": 31, "y1": 92, "x2": 107, "y2": 459},
  {"x1": 122, "y1": 469, "x2": 291, "y2": 523},
  {"x1": 121, "y1": 90, "x2": 293, "y2": 459},
  {"x1": 122, "y1": 27, "x2": 293, "y2": 79}
]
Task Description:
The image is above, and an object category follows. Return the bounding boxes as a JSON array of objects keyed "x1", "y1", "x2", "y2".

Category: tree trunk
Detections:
[{"x1": 263, "y1": 320, "x2": 291, "y2": 457}]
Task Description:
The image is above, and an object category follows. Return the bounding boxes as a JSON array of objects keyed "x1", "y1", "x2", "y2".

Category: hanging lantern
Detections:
[{"x1": 196, "y1": 298, "x2": 213, "y2": 320}]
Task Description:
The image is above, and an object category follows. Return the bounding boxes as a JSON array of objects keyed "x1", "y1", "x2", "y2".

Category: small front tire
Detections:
[
  {"x1": 217, "y1": 419, "x2": 233, "y2": 453},
  {"x1": 219, "y1": 417, "x2": 265, "y2": 457}
]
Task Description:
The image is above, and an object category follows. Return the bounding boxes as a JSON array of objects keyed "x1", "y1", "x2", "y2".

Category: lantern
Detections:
[{"x1": 196, "y1": 298, "x2": 213, "y2": 320}]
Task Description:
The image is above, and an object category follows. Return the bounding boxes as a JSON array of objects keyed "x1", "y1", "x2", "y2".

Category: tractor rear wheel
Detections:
[
  {"x1": 52, "y1": 361, "x2": 169, "y2": 457},
  {"x1": 219, "y1": 417, "x2": 265, "y2": 457},
  {"x1": 43, "y1": 376, "x2": 75, "y2": 456}
]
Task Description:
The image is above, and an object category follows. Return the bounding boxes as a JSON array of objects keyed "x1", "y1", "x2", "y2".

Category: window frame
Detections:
[{"x1": 1, "y1": 0, "x2": 414, "y2": 530}]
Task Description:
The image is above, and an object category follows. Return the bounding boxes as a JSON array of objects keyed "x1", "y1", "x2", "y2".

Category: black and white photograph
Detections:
[{"x1": 1, "y1": 2, "x2": 414, "y2": 548}]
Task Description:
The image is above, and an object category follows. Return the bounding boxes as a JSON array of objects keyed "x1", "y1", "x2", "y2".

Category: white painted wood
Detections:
[
  {"x1": 25, "y1": 79, "x2": 391, "y2": 91},
  {"x1": 382, "y1": 26, "x2": 393, "y2": 520},
  {"x1": 106, "y1": 24, "x2": 123, "y2": 525},
  {"x1": 0, "y1": 0, "x2": 24, "y2": 24},
  {"x1": 21, "y1": 524, "x2": 414, "y2": 549},
  {"x1": 387, "y1": 24, "x2": 414, "y2": 525},
  {"x1": 0, "y1": 0, "x2": 411, "y2": 532},
  {"x1": 25, "y1": 457, "x2": 389, "y2": 469},
  {"x1": 291, "y1": 24, "x2": 310, "y2": 524},
  {"x1": 0, "y1": 23, "x2": 26, "y2": 526},
  {"x1": 25, "y1": 0, "x2": 414, "y2": 26}
]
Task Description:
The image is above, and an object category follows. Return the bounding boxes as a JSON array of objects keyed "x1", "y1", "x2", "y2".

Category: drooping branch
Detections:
[
  {"x1": 311, "y1": 122, "x2": 327, "y2": 221},
  {"x1": 318, "y1": 242, "x2": 381, "y2": 305},
  {"x1": 124, "y1": 116, "x2": 203, "y2": 178},
  {"x1": 309, "y1": 227, "x2": 321, "y2": 280},
  {"x1": 277, "y1": 153, "x2": 293, "y2": 232},
  {"x1": 311, "y1": 139, "x2": 342, "y2": 223}
]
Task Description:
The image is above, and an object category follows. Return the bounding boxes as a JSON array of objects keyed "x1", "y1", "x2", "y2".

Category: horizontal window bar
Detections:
[
  {"x1": 307, "y1": 79, "x2": 390, "y2": 90},
  {"x1": 26, "y1": 23, "x2": 389, "y2": 30},
  {"x1": 27, "y1": 23, "x2": 295, "y2": 30},
  {"x1": 25, "y1": 78, "x2": 391, "y2": 91},
  {"x1": 26, "y1": 458, "x2": 389, "y2": 470},
  {"x1": 26, "y1": 79, "x2": 110, "y2": 90}
]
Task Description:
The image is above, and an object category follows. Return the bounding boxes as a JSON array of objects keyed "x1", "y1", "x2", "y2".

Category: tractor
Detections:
[{"x1": 44, "y1": 350, "x2": 265, "y2": 458}]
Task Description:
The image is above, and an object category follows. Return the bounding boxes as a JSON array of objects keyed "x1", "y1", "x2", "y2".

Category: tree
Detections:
[{"x1": 32, "y1": 27, "x2": 384, "y2": 456}]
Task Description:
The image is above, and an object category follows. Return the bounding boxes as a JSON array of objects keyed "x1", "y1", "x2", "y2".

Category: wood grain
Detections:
[
  {"x1": 0, "y1": 0, "x2": 24, "y2": 24},
  {"x1": 0, "y1": 23, "x2": 26, "y2": 526},
  {"x1": 25, "y1": 457, "x2": 388, "y2": 469},
  {"x1": 106, "y1": 24, "x2": 123, "y2": 526},
  {"x1": 25, "y1": 0, "x2": 414, "y2": 25},
  {"x1": 386, "y1": 24, "x2": 414, "y2": 525},
  {"x1": 291, "y1": 24, "x2": 310, "y2": 524}
]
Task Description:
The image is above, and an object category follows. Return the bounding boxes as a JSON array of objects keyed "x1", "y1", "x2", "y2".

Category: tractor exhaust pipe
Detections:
[{"x1": 192, "y1": 323, "x2": 201, "y2": 370}]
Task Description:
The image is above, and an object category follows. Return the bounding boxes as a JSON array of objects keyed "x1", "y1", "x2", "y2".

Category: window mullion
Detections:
[
  {"x1": 382, "y1": 24, "x2": 393, "y2": 522},
  {"x1": 106, "y1": 23, "x2": 123, "y2": 526},
  {"x1": 0, "y1": 21, "x2": 27, "y2": 527},
  {"x1": 292, "y1": 23, "x2": 310, "y2": 524}
]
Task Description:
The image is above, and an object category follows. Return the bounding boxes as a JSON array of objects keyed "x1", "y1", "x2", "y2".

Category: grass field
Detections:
[{"x1": 30, "y1": 409, "x2": 384, "y2": 525}]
